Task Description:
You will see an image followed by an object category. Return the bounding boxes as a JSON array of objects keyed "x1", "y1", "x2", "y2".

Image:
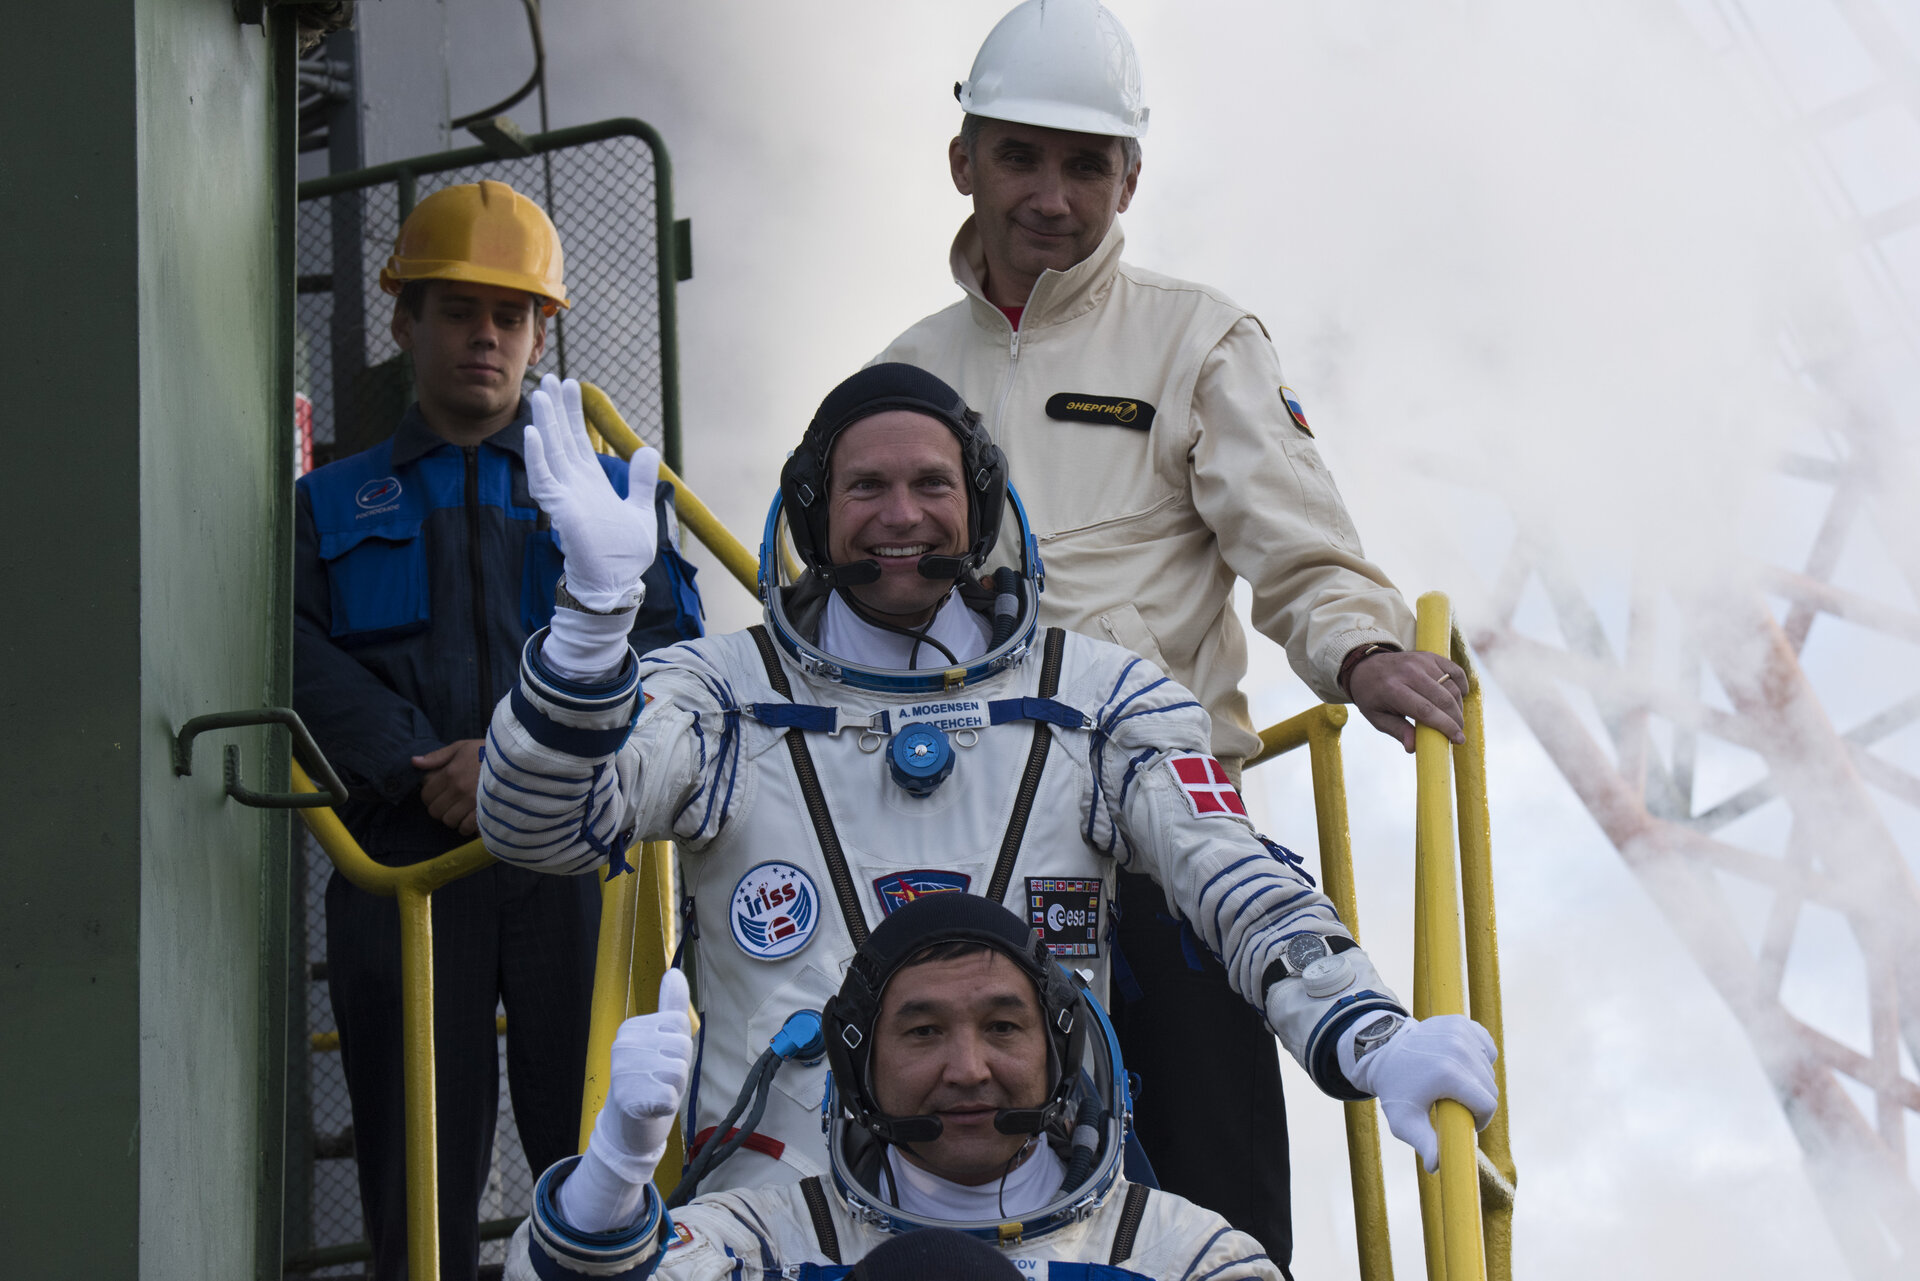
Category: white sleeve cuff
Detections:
[{"x1": 542, "y1": 606, "x2": 640, "y2": 683}]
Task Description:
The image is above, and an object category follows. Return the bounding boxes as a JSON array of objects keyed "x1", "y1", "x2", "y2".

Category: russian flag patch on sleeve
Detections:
[
  {"x1": 1279, "y1": 384, "x2": 1312, "y2": 436},
  {"x1": 1168, "y1": 752, "x2": 1248, "y2": 818}
]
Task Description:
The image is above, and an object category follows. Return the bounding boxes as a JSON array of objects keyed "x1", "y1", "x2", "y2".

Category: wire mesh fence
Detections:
[
  {"x1": 287, "y1": 121, "x2": 678, "y2": 1279},
  {"x1": 295, "y1": 124, "x2": 676, "y2": 471}
]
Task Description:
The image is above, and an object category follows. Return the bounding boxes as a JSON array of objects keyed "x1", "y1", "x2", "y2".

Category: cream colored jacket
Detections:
[{"x1": 879, "y1": 220, "x2": 1414, "y2": 767}]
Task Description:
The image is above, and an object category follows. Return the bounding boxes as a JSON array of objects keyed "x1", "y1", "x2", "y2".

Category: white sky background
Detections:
[{"x1": 436, "y1": 0, "x2": 1920, "y2": 1274}]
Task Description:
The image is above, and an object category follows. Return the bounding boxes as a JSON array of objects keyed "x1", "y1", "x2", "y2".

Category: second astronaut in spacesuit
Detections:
[{"x1": 476, "y1": 363, "x2": 1497, "y2": 1196}]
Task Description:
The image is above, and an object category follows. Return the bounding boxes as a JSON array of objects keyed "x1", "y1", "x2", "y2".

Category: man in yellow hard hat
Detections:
[
  {"x1": 873, "y1": 2, "x2": 1469, "y2": 1271},
  {"x1": 293, "y1": 179, "x2": 704, "y2": 1280}
]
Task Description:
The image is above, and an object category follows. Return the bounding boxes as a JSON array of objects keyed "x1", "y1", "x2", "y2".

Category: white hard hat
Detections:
[{"x1": 955, "y1": 0, "x2": 1149, "y2": 139}]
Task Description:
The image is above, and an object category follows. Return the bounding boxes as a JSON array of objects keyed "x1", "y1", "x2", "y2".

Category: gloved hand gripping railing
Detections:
[
  {"x1": 1410, "y1": 592, "x2": 1513, "y2": 1281},
  {"x1": 1242, "y1": 590, "x2": 1514, "y2": 1281}
]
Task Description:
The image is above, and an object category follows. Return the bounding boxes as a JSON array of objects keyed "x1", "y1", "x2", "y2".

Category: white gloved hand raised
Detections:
[
  {"x1": 525, "y1": 373, "x2": 661, "y2": 612},
  {"x1": 1341, "y1": 1012, "x2": 1499, "y2": 1173},
  {"x1": 556, "y1": 970, "x2": 694, "y2": 1233}
]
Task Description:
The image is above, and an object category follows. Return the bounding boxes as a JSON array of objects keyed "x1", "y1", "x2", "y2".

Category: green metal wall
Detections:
[{"x1": 0, "y1": 2, "x2": 294, "y2": 1276}]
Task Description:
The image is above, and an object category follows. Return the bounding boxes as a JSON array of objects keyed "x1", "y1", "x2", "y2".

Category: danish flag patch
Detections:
[{"x1": 1168, "y1": 753, "x2": 1248, "y2": 818}]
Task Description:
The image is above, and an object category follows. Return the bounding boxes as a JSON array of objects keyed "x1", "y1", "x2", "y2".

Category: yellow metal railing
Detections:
[
  {"x1": 580, "y1": 381, "x2": 789, "y2": 594},
  {"x1": 575, "y1": 839, "x2": 688, "y2": 1186},
  {"x1": 1244, "y1": 590, "x2": 1513, "y2": 1281},
  {"x1": 292, "y1": 763, "x2": 493, "y2": 1281}
]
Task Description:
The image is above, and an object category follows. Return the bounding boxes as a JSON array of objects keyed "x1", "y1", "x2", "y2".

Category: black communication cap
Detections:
[
  {"x1": 824, "y1": 893, "x2": 1083, "y2": 1146},
  {"x1": 780, "y1": 363, "x2": 1008, "y2": 589}
]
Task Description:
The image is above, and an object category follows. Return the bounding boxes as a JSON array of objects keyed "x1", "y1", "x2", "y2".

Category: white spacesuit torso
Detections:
[
  {"x1": 503, "y1": 1155, "x2": 1283, "y2": 1281},
  {"x1": 479, "y1": 593, "x2": 1404, "y2": 1193}
]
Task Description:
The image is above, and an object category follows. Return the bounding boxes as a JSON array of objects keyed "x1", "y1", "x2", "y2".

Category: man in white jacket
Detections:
[
  {"x1": 476, "y1": 363, "x2": 1491, "y2": 1210},
  {"x1": 503, "y1": 895, "x2": 1496, "y2": 1281},
  {"x1": 870, "y1": 3, "x2": 1476, "y2": 1266}
]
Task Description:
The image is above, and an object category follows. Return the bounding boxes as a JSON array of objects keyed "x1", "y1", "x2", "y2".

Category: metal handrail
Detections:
[
  {"x1": 1411, "y1": 592, "x2": 1488, "y2": 1281},
  {"x1": 577, "y1": 381, "x2": 761, "y2": 595},
  {"x1": 1244, "y1": 702, "x2": 1394, "y2": 1281},
  {"x1": 1446, "y1": 601, "x2": 1515, "y2": 1281},
  {"x1": 291, "y1": 760, "x2": 488, "y2": 1280},
  {"x1": 1242, "y1": 590, "x2": 1513, "y2": 1281},
  {"x1": 574, "y1": 838, "x2": 689, "y2": 1195},
  {"x1": 579, "y1": 380, "x2": 805, "y2": 591}
]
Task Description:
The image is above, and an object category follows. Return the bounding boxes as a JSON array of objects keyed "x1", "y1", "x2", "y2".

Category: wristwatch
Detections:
[
  {"x1": 1261, "y1": 932, "x2": 1359, "y2": 998},
  {"x1": 1338, "y1": 642, "x2": 1401, "y2": 696},
  {"x1": 1350, "y1": 1012, "x2": 1407, "y2": 1064},
  {"x1": 555, "y1": 574, "x2": 644, "y2": 615}
]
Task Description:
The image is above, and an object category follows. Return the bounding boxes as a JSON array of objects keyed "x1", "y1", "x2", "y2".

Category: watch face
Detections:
[
  {"x1": 1353, "y1": 1013, "x2": 1404, "y2": 1062},
  {"x1": 1285, "y1": 932, "x2": 1331, "y2": 975}
]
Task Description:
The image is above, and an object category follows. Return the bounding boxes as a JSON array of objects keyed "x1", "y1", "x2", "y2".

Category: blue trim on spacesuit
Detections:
[
  {"x1": 1304, "y1": 989, "x2": 1408, "y2": 1101},
  {"x1": 528, "y1": 1157, "x2": 670, "y2": 1280}
]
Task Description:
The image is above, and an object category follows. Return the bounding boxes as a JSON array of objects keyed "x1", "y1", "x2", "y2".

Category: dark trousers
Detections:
[
  {"x1": 1109, "y1": 871, "x2": 1294, "y2": 1275},
  {"x1": 326, "y1": 862, "x2": 600, "y2": 1280}
]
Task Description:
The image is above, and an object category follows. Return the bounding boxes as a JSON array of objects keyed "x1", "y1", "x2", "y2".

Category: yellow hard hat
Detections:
[{"x1": 379, "y1": 179, "x2": 570, "y2": 313}]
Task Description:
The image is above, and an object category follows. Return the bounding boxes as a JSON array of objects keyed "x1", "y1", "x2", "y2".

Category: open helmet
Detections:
[
  {"x1": 821, "y1": 894, "x2": 1131, "y2": 1244},
  {"x1": 761, "y1": 365, "x2": 1043, "y2": 696}
]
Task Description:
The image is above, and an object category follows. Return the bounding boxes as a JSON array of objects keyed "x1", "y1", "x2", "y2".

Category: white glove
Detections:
[
  {"x1": 1341, "y1": 1012, "x2": 1499, "y2": 1173},
  {"x1": 525, "y1": 373, "x2": 661, "y2": 611},
  {"x1": 557, "y1": 970, "x2": 694, "y2": 1233}
]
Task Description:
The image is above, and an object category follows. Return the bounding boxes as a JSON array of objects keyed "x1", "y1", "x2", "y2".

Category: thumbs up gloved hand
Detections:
[
  {"x1": 1340, "y1": 1012, "x2": 1499, "y2": 1173},
  {"x1": 557, "y1": 970, "x2": 694, "y2": 1233},
  {"x1": 524, "y1": 374, "x2": 662, "y2": 681}
]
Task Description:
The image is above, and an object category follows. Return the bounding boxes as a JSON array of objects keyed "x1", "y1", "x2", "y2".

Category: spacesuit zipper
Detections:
[{"x1": 464, "y1": 446, "x2": 494, "y2": 717}]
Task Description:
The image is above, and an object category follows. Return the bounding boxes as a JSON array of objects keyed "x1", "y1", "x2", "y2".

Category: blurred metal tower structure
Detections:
[{"x1": 1469, "y1": 3, "x2": 1920, "y2": 1276}]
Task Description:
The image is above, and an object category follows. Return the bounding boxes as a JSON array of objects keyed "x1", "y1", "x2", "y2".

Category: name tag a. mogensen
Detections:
[{"x1": 895, "y1": 698, "x2": 990, "y2": 732}]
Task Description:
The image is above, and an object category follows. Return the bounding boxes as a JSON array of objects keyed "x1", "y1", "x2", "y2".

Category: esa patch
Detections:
[
  {"x1": 1168, "y1": 753, "x2": 1249, "y2": 819},
  {"x1": 729, "y1": 861, "x2": 819, "y2": 961},
  {"x1": 873, "y1": 869, "x2": 971, "y2": 916},
  {"x1": 1278, "y1": 385, "x2": 1312, "y2": 436},
  {"x1": 1028, "y1": 877, "x2": 1102, "y2": 957}
]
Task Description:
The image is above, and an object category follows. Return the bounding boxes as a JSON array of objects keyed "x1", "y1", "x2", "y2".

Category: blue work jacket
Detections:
[{"x1": 293, "y1": 399, "x2": 702, "y2": 862}]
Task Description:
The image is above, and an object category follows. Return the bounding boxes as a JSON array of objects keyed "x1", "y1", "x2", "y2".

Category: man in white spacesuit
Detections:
[
  {"x1": 476, "y1": 362, "x2": 1493, "y2": 1197},
  {"x1": 501, "y1": 894, "x2": 1495, "y2": 1280}
]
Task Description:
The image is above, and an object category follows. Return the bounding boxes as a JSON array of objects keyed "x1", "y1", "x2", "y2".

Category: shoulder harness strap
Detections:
[
  {"x1": 748, "y1": 625, "x2": 871, "y2": 948},
  {"x1": 799, "y1": 1175, "x2": 842, "y2": 1265},
  {"x1": 986, "y1": 627, "x2": 1068, "y2": 905},
  {"x1": 1107, "y1": 1182, "x2": 1152, "y2": 1266}
]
